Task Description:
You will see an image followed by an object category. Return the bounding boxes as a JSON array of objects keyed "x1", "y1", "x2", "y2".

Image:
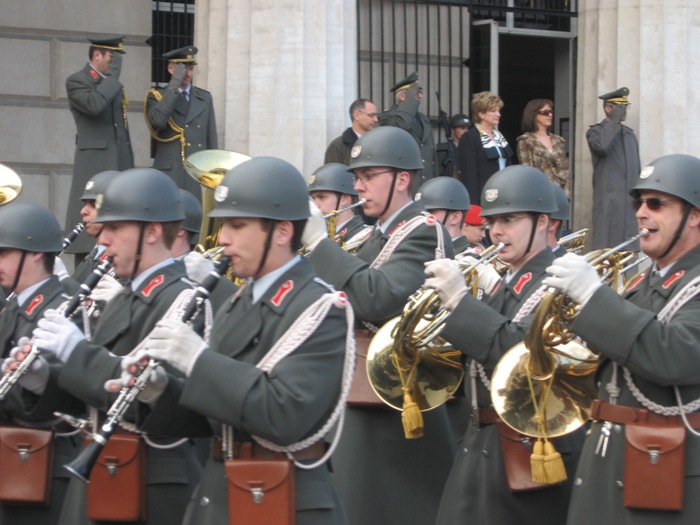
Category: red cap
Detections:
[{"x1": 464, "y1": 205, "x2": 484, "y2": 226}]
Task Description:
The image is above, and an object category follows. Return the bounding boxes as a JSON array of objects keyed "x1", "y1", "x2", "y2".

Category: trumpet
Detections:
[
  {"x1": 324, "y1": 199, "x2": 366, "y2": 239},
  {"x1": 64, "y1": 256, "x2": 230, "y2": 483},
  {"x1": 366, "y1": 243, "x2": 506, "y2": 438},
  {"x1": 0, "y1": 257, "x2": 113, "y2": 400},
  {"x1": 557, "y1": 228, "x2": 589, "y2": 254}
]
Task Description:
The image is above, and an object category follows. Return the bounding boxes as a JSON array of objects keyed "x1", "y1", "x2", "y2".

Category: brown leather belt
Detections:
[
  {"x1": 477, "y1": 406, "x2": 500, "y2": 426},
  {"x1": 211, "y1": 437, "x2": 326, "y2": 462},
  {"x1": 592, "y1": 399, "x2": 700, "y2": 428}
]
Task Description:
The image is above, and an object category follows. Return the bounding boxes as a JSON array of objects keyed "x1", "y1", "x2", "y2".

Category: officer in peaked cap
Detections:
[
  {"x1": 87, "y1": 35, "x2": 126, "y2": 54},
  {"x1": 145, "y1": 44, "x2": 218, "y2": 199},
  {"x1": 380, "y1": 71, "x2": 437, "y2": 181},
  {"x1": 598, "y1": 86, "x2": 630, "y2": 105}
]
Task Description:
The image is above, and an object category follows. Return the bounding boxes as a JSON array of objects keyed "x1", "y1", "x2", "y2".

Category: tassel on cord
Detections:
[
  {"x1": 543, "y1": 439, "x2": 567, "y2": 483},
  {"x1": 530, "y1": 438, "x2": 547, "y2": 483},
  {"x1": 396, "y1": 352, "x2": 424, "y2": 439}
]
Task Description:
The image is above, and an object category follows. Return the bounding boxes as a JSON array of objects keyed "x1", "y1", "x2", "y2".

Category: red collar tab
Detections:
[
  {"x1": 142, "y1": 275, "x2": 164, "y2": 297},
  {"x1": 90, "y1": 69, "x2": 99, "y2": 80},
  {"x1": 625, "y1": 272, "x2": 646, "y2": 292},
  {"x1": 25, "y1": 294, "x2": 44, "y2": 316},
  {"x1": 513, "y1": 272, "x2": 532, "y2": 295},
  {"x1": 388, "y1": 220, "x2": 406, "y2": 236},
  {"x1": 271, "y1": 280, "x2": 294, "y2": 307},
  {"x1": 662, "y1": 270, "x2": 685, "y2": 290}
]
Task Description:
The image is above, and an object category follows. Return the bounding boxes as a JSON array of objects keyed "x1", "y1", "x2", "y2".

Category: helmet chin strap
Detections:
[
  {"x1": 130, "y1": 223, "x2": 146, "y2": 281},
  {"x1": 10, "y1": 251, "x2": 28, "y2": 293},
  {"x1": 378, "y1": 170, "x2": 399, "y2": 219},
  {"x1": 658, "y1": 205, "x2": 692, "y2": 260},
  {"x1": 254, "y1": 220, "x2": 277, "y2": 278},
  {"x1": 525, "y1": 212, "x2": 539, "y2": 254}
]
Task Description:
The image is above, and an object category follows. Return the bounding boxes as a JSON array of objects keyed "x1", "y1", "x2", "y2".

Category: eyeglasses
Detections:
[
  {"x1": 537, "y1": 109, "x2": 553, "y2": 116},
  {"x1": 631, "y1": 197, "x2": 678, "y2": 212},
  {"x1": 359, "y1": 111, "x2": 379, "y2": 118},
  {"x1": 352, "y1": 169, "x2": 394, "y2": 185},
  {"x1": 482, "y1": 215, "x2": 529, "y2": 230}
]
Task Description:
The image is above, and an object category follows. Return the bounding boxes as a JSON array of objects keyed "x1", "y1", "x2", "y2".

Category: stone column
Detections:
[
  {"x1": 574, "y1": 0, "x2": 700, "y2": 234},
  {"x1": 196, "y1": 0, "x2": 357, "y2": 177}
]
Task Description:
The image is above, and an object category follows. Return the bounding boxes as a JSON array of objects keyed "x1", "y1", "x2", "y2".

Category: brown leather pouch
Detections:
[
  {"x1": 346, "y1": 330, "x2": 384, "y2": 407},
  {"x1": 0, "y1": 426, "x2": 53, "y2": 505},
  {"x1": 87, "y1": 433, "x2": 146, "y2": 522},
  {"x1": 624, "y1": 423, "x2": 685, "y2": 511},
  {"x1": 497, "y1": 421, "x2": 550, "y2": 492},
  {"x1": 225, "y1": 443, "x2": 295, "y2": 525}
]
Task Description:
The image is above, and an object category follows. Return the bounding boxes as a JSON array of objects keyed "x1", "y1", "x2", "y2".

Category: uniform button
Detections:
[
  {"x1": 462, "y1": 447, "x2": 468, "y2": 454},
  {"x1": 253, "y1": 337, "x2": 260, "y2": 345},
  {"x1": 585, "y1": 428, "x2": 592, "y2": 436},
  {"x1": 574, "y1": 477, "x2": 583, "y2": 486},
  {"x1": 187, "y1": 143, "x2": 191, "y2": 147},
  {"x1": 198, "y1": 143, "x2": 203, "y2": 147},
  {"x1": 185, "y1": 124, "x2": 189, "y2": 128},
  {"x1": 197, "y1": 124, "x2": 201, "y2": 128},
  {"x1": 482, "y1": 449, "x2": 489, "y2": 457},
  {"x1": 200, "y1": 497, "x2": 210, "y2": 507},
  {"x1": 613, "y1": 424, "x2": 622, "y2": 433},
  {"x1": 616, "y1": 480, "x2": 623, "y2": 488}
]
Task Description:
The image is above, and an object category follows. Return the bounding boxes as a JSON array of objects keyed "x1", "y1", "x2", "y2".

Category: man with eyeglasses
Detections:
[
  {"x1": 423, "y1": 165, "x2": 584, "y2": 525},
  {"x1": 324, "y1": 98, "x2": 379, "y2": 165},
  {"x1": 587, "y1": 86, "x2": 641, "y2": 249},
  {"x1": 302, "y1": 125, "x2": 456, "y2": 525},
  {"x1": 543, "y1": 154, "x2": 700, "y2": 523}
]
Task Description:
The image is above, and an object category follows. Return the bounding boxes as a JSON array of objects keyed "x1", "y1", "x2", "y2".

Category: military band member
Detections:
[
  {"x1": 0, "y1": 203, "x2": 85, "y2": 525},
  {"x1": 65, "y1": 35, "x2": 134, "y2": 258},
  {"x1": 114, "y1": 156, "x2": 352, "y2": 524},
  {"x1": 145, "y1": 46, "x2": 218, "y2": 198},
  {"x1": 415, "y1": 176, "x2": 471, "y2": 254},
  {"x1": 308, "y1": 163, "x2": 372, "y2": 250},
  {"x1": 424, "y1": 165, "x2": 583, "y2": 525},
  {"x1": 17, "y1": 168, "x2": 203, "y2": 525},
  {"x1": 461, "y1": 204, "x2": 487, "y2": 252},
  {"x1": 302, "y1": 126, "x2": 456, "y2": 525},
  {"x1": 544, "y1": 154, "x2": 700, "y2": 524}
]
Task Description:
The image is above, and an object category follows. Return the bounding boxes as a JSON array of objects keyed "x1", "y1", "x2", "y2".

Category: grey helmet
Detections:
[
  {"x1": 631, "y1": 154, "x2": 700, "y2": 208},
  {"x1": 81, "y1": 170, "x2": 119, "y2": 202},
  {"x1": 348, "y1": 126, "x2": 423, "y2": 171},
  {"x1": 308, "y1": 163, "x2": 357, "y2": 196},
  {"x1": 0, "y1": 203, "x2": 62, "y2": 252},
  {"x1": 210, "y1": 157, "x2": 310, "y2": 220},
  {"x1": 94, "y1": 168, "x2": 184, "y2": 224},
  {"x1": 480, "y1": 165, "x2": 557, "y2": 217},
  {"x1": 179, "y1": 190, "x2": 202, "y2": 234},
  {"x1": 415, "y1": 177, "x2": 471, "y2": 211},
  {"x1": 550, "y1": 184, "x2": 570, "y2": 221}
]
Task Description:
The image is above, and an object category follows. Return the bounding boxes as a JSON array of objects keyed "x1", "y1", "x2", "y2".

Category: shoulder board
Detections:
[{"x1": 313, "y1": 277, "x2": 336, "y2": 293}]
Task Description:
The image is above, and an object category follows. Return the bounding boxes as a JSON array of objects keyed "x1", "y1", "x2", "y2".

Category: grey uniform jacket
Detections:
[
  {"x1": 137, "y1": 258, "x2": 349, "y2": 525},
  {"x1": 145, "y1": 86, "x2": 218, "y2": 197},
  {"x1": 380, "y1": 99, "x2": 436, "y2": 181},
  {"x1": 586, "y1": 119, "x2": 641, "y2": 250},
  {"x1": 309, "y1": 201, "x2": 457, "y2": 525},
  {"x1": 0, "y1": 276, "x2": 84, "y2": 525},
  {"x1": 54, "y1": 261, "x2": 202, "y2": 525},
  {"x1": 565, "y1": 245, "x2": 700, "y2": 524},
  {"x1": 65, "y1": 64, "x2": 134, "y2": 254},
  {"x1": 435, "y1": 248, "x2": 583, "y2": 525}
]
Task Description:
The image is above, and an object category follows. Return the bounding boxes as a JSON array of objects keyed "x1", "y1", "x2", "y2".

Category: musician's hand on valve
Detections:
[
  {"x1": 424, "y1": 259, "x2": 468, "y2": 311},
  {"x1": 139, "y1": 318, "x2": 207, "y2": 376},
  {"x1": 460, "y1": 255, "x2": 501, "y2": 295},
  {"x1": 301, "y1": 199, "x2": 328, "y2": 253},
  {"x1": 2, "y1": 337, "x2": 49, "y2": 394},
  {"x1": 544, "y1": 253, "x2": 602, "y2": 308},
  {"x1": 32, "y1": 310, "x2": 85, "y2": 363},
  {"x1": 104, "y1": 357, "x2": 169, "y2": 405},
  {"x1": 90, "y1": 273, "x2": 123, "y2": 304},
  {"x1": 184, "y1": 251, "x2": 215, "y2": 283}
]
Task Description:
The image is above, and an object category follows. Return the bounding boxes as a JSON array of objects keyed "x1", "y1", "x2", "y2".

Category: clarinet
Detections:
[
  {"x1": 64, "y1": 256, "x2": 230, "y2": 483},
  {"x1": 0, "y1": 256, "x2": 113, "y2": 400},
  {"x1": 60, "y1": 222, "x2": 86, "y2": 255}
]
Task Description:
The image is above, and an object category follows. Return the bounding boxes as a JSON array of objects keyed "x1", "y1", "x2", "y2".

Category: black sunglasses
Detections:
[
  {"x1": 537, "y1": 109, "x2": 553, "y2": 116},
  {"x1": 631, "y1": 197, "x2": 676, "y2": 212}
]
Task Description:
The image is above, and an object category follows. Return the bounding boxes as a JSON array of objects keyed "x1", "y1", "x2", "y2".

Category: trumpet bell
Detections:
[
  {"x1": 366, "y1": 317, "x2": 464, "y2": 411},
  {"x1": 0, "y1": 163, "x2": 22, "y2": 205},
  {"x1": 490, "y1": 340, "x2": 598, "y2": 438}
]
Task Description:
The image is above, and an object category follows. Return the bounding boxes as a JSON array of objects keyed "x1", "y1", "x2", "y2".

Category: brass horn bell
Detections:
[{"x1": 0, "y1": 164, "x2": 23, "y2": 205}]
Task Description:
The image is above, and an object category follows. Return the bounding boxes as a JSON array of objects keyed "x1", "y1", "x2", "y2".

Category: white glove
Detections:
[
  {"x1": 2, "y1": 337, "x2": 50, "y2": 394},
  {"x1": 54, "y1": 257, "x2": 70, "y2": 281},
  {"x1": 183, "y1": 251, "x2": 215, "y2": 283},
  {"x1": 543, "y1": 252, "x2": 602, "y2": 308},
  {"x1": 90, "y1": 273, "x2": 123, "y2": 304},
  {"x1": 138, "y1": 319, "x2": 207, "y2": 376},
  {"x1": 104, "y1": 356, "x2": 169, "y2": 405},
  {"x1": 460, "y1": 255, "x2": 501, "y2": 295},
  {"x1": 32, "y1": 310, "x2": 85, "y2": 363},
  {"x1": 301, "y1": 199, "x2": 328, "y2": 253},
  {"x1": 424, "y1": 259, "x2": 468, "y2": 311}
]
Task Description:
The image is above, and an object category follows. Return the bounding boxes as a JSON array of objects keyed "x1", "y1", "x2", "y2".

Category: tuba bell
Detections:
[{"x1": 0, "y1": 164, "x2": 23, "y2": 205}]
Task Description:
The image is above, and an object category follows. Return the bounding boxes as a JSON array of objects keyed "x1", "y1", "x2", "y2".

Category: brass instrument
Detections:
[
  {"x1": 366, "y1": 243, "x2": 506, "y2": 438},
  {"x1": 456, "y1": 242, "x2": 508, "y2": 296},
  {"x1": 0, "y1": 163, "x2": 22, "y2": 205},
  {"x1": 324, "y1": 199, "x2": 366, "y2": 240},
  {"x1": 557, "y1": 228, "x2": 589, "y2": 254},
  {"x1": 490, "y1": 229, "x2": 649, "y2": 440}
]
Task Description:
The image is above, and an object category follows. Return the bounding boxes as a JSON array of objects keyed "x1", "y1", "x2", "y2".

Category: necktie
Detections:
[{"x1": 181, "y1": 90, "x2": 189, "y2": 103}]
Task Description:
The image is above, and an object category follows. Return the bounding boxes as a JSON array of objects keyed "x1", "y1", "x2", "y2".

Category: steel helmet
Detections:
[
  {"x1": 550, "y1": 184, "x2": 570, "y2": 221},
  {"x1": 93, "y1": 168, "x2": 184, "y2": 224},
  {"x1": 308, "y1": 163, "x2": 357, "y2": 196},
  {"x1": 631, "y1": 154, "x2": 700, "y2": 209},
  {"x1": 0, "y1": 203, "x2": 62, "y2": 252},
  {"x1": 480, "y1": 165, "x2": 557, "y2": 217},
  {"x1": 209, "y1": 156, "x2": 310, "y2": 220},
  {"x1": 179, "y1": 190, "x2": 202, "y2": 233},
  {"x1": 415, "y1": 177, "x2": 470, "y2": 211},
  {"x1": 348, "y1": 126, "x2": 423, "y2": 171},
  {"x1": 81, "y1": 170, "x2": 119, "y2": 202}
]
